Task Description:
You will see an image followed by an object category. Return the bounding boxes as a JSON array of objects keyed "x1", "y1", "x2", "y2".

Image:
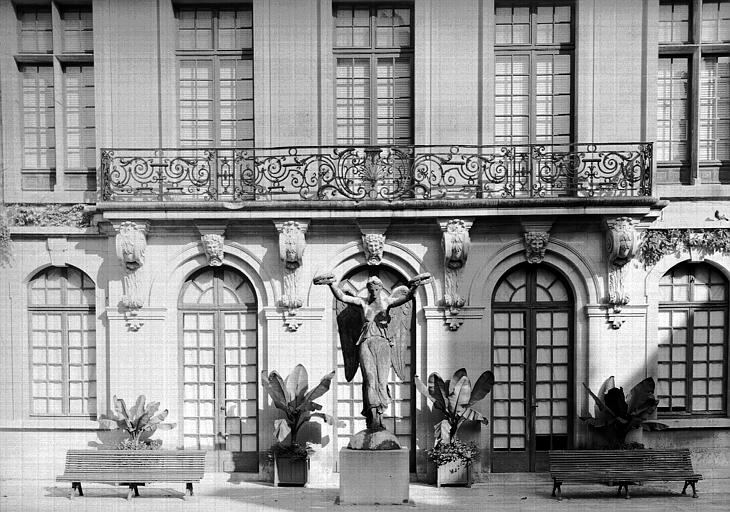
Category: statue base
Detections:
[
  {"x1": 338, "y1": 447, "x2": 410, "y2": 505},
  {"x1": 347, "y1": 428, "x2": 401, "y2": 450}
]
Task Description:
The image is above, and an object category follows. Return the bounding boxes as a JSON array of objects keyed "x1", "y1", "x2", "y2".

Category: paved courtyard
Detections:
[{"x1": 2, "y1": 474, "x2": 730, "y2": 512}]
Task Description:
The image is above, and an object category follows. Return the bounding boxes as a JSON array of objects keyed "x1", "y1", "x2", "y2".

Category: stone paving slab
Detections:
[{"x1": 1, "y1": 476, "x2": 729, "y2": 512}]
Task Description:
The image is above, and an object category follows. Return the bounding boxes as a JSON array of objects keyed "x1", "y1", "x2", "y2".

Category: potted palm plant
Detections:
[
  {"x1": 415, "y1": 368, "x2": 494, "y2": 487},
  {"x1": 580, "y1": 376, "x2": 667, "y2": 448},
  {"x1": 261, "y1": 364, "x2": 336, "y2": 486},
  {"x1": 98, "y1": 394, "x2": 176, "y2": 449}
]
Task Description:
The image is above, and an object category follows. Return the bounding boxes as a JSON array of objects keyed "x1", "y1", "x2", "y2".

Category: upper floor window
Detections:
[
  {"x1": 657, "y1": 0, "x2": 730, "y2": 184},
  {"x1": 494, "y1": 2, "x2": 573, "y2": 149},
  {"x1": 176, "y1": 7, "x2": 254, "y2": 148},
  {"x1": 658, "y1": 263, "x2": 728, "y2": 417},
  {"x1": 333, "y1": 5, "x2": 413, "y2": 146},
  {"x1": 29, "y1": 267, "x2": 97, "y2": 417},
  {"x1": 15, "y1": 4, "x2": 95, "y2": 192}
]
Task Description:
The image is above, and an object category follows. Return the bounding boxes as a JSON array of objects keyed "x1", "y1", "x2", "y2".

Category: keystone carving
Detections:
[
  {"x1": 440, "y1": 219, "x2": 473, "y2": 317},
  {"x1": 275, "y1": 220, "x2": 309, "y2": 317},
  {"x1": 201, "y1": 233, "x2": 225, "y2": 266},
  {"x1": 115, "y1": 221, "x2": 148, "y2": 310},
  {"x1": 524, "y1": 231, "x2": 550, "y2": 264},
  {"x1": 362, "y1": 233, "x2": 386, "y2": 266}
]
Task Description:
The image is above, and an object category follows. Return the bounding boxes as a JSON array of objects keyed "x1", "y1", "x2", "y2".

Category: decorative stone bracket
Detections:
[
  {"x1": 275, "y1": 220, "x2": 309, "y2": 320},
  {"x1": 605, "y1": 217, "x2": 639, "y2": 328},
  {"x1": 438, "y1": 218, "x2": 473, "y2": 322},
  {"x1": 357, "y1": 219, "x2": 390, "y2": 266},
  {"x1": 114, "y1": 221, "x2": 148, "y2": 310}
]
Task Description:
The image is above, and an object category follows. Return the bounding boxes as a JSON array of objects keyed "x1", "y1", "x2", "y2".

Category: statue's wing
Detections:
[
  {"x1": 335, "y1": 291, "x2": 363, "y2": 383},
  {"x1": 387, "y1": 285, "x2": 413, "y2": 382}
]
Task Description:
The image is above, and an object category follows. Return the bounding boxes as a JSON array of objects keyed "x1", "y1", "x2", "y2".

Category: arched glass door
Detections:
[
  {"x1": 333, "y1": 266, "x2": 416, "y2": 469},
  {"x1": 179, "y1": 266, "x2": 258, "y2": 472},
  {"x1": 491, "y1": 264, "x2": 573, "y2": 472}
]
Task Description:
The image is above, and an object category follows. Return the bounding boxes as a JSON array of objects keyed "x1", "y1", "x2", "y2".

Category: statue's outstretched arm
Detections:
[
  {"x1": 388, "y1": 272, "x2": 432, "y2": 308},
  {"x1": 313, "y1": 273, "x2": 362, "y2": 306}
]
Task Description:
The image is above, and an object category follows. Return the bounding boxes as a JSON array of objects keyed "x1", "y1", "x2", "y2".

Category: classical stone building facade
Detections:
[{"x1": 1, "y1": 0, "x2": 730, "y2": 481}]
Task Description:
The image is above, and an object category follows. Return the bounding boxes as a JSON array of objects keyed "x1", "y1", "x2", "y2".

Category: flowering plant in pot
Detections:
[
  {"x1": 98, "y1": 395, "x2": 176, "y2": 450},
  {"x1": 261, "y1": 364, "x2": 336, "y2": 486},
  {"x1": 580, "y1": 376, "x2": 667, "y2": 449},
  {"x1": 415, "y1": 368, "x2": 494, "y2": 487}
]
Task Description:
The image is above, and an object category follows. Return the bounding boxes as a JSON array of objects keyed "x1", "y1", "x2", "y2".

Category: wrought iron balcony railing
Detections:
[{"x1": 100, "y1": 143, "x2": 652, "y2": 202}]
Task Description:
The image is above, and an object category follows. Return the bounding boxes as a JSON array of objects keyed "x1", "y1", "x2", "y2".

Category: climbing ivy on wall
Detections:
[
  {"x1": 640, "y1": 228, "x2": 730, "y2": 267},
  {"x1": 7, "y1": 204, "x2": 91, "y2": 227}
]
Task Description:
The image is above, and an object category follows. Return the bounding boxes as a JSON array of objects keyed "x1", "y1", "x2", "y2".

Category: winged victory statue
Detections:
[{"x1": 313, "y1": 271, "x2": 432, "y2": 437}]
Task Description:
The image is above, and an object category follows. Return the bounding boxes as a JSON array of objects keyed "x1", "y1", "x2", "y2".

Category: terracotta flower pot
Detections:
[
  {"x1": 436, "y1": 460, "x2": 472, "y2": 487},
  {"x1": 274, "y1": 455, "x2": 309, "y2": 487}
]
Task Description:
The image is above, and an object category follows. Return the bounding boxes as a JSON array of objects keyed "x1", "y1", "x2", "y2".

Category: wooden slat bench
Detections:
[
  {"x1": 549, "y1": 449, "x2": 702, "y2": 500},
  {"x1": 57, "y1": 449, "x2": 206, "y2": 500}
]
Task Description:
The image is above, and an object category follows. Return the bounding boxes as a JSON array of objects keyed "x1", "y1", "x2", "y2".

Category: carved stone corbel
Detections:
[
  {"x1": 275, "y1": 220, "x2": 309, "y2": 325},
  {"x1": 439, "y1": 218, "x2": 473, "y2": 319},
  {"x1": 605, "y1": 217, "x2": 639, "y2": 328},
  {"x1": 115, "y1": 221, "x2": 148, "y2": 310},
  {"x1": 357, "y1": 220, "x2": 390, "y2": 266}
]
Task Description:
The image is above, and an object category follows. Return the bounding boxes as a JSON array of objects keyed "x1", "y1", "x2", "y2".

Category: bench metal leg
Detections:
[
  {"x1": 183, "y1": 483, "x2": 194, "y2": 500},
  {"x1": 552, "y1": 480, "x2": 562, "y2": 501},
  {"x1": 126, "y1": 484, "x2": 140, "y2": 500},
  {"x1": 69, "y1": 482, "x2": 83, "y2": 499},
  {"x1": 617, "y1": 484, "x2": 630, "y2": 499},
  {"x1": 682, "y1": 480, "x2": 698, "y2": 498}
]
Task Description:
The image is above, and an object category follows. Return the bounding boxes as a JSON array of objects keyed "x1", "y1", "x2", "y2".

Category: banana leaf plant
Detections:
[
  {"x1": 261, "y1": 364, "x2": 336, "y2": 446},
  {"x1": 98, "y1": 394, "x2": 176, "y2": 449},
  {"x1": 415, "y1": 368, "x2": 495, "y2": 445},
  {"x1": 580, "y1": 376, "x2": 668, "y2": 446}
]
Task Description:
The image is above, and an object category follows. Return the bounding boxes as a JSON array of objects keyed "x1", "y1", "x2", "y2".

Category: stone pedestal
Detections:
[{"x1": 339, "y1": 447, "x2": 410, "y2": 505}]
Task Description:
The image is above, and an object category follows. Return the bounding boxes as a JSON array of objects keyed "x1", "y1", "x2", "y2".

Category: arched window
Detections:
[
  {"x1": 179, "y1": 266, "x2": 258, "y2": 472},
  {"x1": 28, "y1": 266, "x2": 96, "y2": 416},
  {"x1": 658, "y1": 262, "x2": 728, "y2": 417},
  {"x1": 491, "y1": 263, "x2": 573, "y2": 472}
]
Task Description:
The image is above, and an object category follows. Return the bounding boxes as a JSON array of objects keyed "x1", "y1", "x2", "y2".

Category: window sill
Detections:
[{"x1": 656, "y1": 417, "x2": 730, "y2": 429}]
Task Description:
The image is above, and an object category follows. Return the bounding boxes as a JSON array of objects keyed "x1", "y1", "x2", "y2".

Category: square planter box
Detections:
[
  {"x1": 274, "y1": 455, "x2": 309, "y2": 487},
  {"x1": 436, "y1": 460, "x2": 472, "y2": 487}
]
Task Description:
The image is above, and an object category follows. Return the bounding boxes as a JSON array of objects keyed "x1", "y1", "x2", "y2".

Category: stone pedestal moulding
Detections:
[
  {"x1": 275, "y1": 220, "x2": 309, "y2": 330},
  {"x1": 605, "y1": 217, "x2": 639, "y2": 329}
]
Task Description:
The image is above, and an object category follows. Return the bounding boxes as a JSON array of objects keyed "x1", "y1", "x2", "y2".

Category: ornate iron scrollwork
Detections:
[{"x1": 101, "y1": 143, "x2": 653, "y2": 202}]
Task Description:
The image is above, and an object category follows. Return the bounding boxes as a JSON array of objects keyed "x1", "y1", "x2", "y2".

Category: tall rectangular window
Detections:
[
  {"x1": 495, "y1": 2, "x2": 573, "y2": 148},
  {"x1": 177, "y1": 8, "x2": 254, "y2": 148},
  {"x1": 21, "y1": 65, "x2": 56, "y2": 190},
  {"x1": 64, "y1": 66, "x2": 96, "y2": 189},
  {"x1": 658, "y1": 0, "x2": 730, "y2": 183},
  {"x1": 19, "y1": 7, "x2": 53, "y2": 53},
  {"x1": 16, "y1": 5, "x2": 95, "y2": 191},
  {"x1": 62, "y1": 8, "x2": 93, "y2": 53},
  {"x1": 29, "y1": 267, "x2": 96, "y2": 417},
  {"x1": 333, "y1": 6, "x2": 413, "y2": 146}
]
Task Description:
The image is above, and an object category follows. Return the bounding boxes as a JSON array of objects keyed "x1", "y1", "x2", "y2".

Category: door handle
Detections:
[{"x1": 218, "y1": 431, "x2": 229, "y2": 439}]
